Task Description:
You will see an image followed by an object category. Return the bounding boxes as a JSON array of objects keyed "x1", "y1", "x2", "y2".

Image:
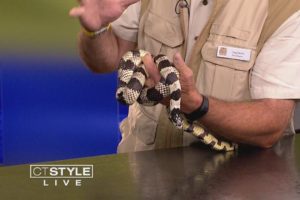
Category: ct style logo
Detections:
[{"x1": 30, "y1": 164, "x2": 93, "y2": 187}]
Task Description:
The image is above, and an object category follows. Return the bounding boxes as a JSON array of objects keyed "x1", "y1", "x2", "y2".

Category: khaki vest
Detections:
[{"x1": 120, "y1": 0, "x2": 300, "y2": 151}]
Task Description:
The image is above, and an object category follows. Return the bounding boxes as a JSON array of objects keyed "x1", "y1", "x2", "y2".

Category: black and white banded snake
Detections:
[{"x1": 116, "y1": 50, "x2": 237, "y2": 151}]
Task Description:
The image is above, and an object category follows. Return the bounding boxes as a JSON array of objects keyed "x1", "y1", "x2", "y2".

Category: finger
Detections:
[
  {"x1": 69, "y1": 7, "x2": 85, "y2": 17},
  {"x1": 142, "y1": 54, "x2": 161, "y2": 83},
  {"x1": 145, "y1": 78, "x2": 156, "y2": 88},
  {"x1": 173, "y1": 52, "x2": 187, "y2": 73}
]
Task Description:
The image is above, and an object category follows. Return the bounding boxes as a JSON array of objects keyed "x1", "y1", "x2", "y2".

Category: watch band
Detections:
[{"x1": 184, "y1": 95, "x2": 209, "y2": 122}]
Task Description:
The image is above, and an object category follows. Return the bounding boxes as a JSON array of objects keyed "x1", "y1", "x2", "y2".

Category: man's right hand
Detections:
[{"x1": 69, "y1": 0, "x2": 139, "y2": 32}]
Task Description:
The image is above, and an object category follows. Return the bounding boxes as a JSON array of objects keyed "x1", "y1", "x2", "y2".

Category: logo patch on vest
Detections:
[{"x1": 217, "y1": 46, "x2": 251, "y2": 62}]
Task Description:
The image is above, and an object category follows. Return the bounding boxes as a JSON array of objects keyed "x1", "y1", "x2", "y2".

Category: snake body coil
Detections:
[{"x1": 116, "y1": 50, "x2": 237, "y2": 151}]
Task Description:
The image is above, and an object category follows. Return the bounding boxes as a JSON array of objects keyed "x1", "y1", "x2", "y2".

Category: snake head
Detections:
[
  {"x1": 169, "y1": 108, "x2": 183, "y2": 129},
  {"x1": 116, "y1": 91, "x2": 128, "y2": 105}
]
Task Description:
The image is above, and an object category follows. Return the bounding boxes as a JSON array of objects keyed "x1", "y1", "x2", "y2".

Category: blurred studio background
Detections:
[
  {"x1": 0, "y1": 1, "x2": 299, "y2": 165},
  {"x1": 0, "y1": 0, "x2": 125, "y2": 165}
]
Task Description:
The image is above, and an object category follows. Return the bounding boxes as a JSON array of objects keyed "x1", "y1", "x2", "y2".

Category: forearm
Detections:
[
  {"x1": 79, "y1": 29, "x2": 123, "y2": 73},
  {"x1": 196, "y1": 97, "x2": 295, "y2": 148}
]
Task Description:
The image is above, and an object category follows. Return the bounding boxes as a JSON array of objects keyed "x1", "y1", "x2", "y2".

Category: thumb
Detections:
[
  {"x1": 173, "y1": 52, "x2": 187, "y2": 73},
  {"x1": 142, "y1": 54, "x2": 161, "y2": 83},
  {"x1": 69, "y1": 6, "x2": 85, "y2": 17}
]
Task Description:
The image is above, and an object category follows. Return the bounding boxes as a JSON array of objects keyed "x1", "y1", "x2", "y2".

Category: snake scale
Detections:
[{"x1": 116, "y1": 50, "x2": 238, "y2": 151}]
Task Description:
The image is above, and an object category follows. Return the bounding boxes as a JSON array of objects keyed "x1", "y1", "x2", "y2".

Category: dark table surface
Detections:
[{"x1": 0, "y1": 135, "x2": 300, "y2": 200}]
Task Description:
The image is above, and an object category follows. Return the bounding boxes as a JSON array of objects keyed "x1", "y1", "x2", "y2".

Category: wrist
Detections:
[
  {"x1": 82, "y1": 24, "x2": 111, "y2": 38},
  {"x1": 185, "y1": 91, "x2": 203, "y2": 114},
  {"x1": 184, "y1": 94, "x2": 209, "y2": 122}
]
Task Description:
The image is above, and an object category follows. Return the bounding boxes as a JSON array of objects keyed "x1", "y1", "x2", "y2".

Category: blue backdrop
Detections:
[{"x1": 0, "y1": 54, "x2": 120, "y2": 165}]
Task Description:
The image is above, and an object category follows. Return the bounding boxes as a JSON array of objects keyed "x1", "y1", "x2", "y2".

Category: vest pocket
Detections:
[
  {"x1": 143, "y1": 11, "x2": 184, "y2": 58},
  {"x1": 128, "y1": 103, "x2": 162, "y2": 145},
  {"x1": 199, "y1": 25, "x2": 257, "y2": 101}
]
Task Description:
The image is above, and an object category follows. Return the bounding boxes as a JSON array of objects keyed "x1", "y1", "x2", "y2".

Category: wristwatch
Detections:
[{"x1": 184, "y1": 95, "x2": 209, "y2": 122}]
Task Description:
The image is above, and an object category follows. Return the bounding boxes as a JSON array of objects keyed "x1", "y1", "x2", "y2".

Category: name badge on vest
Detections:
[{"x1": 217, "y1": 46, "x2": 251, "y2": 62}]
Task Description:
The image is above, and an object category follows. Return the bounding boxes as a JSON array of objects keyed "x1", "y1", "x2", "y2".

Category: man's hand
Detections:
[
  {"x1": 69, "y1": 0, "x2": 139, "y2": 31},
  {"x1": 142, "y1": 53, "x2": 202, "y2": 113}
]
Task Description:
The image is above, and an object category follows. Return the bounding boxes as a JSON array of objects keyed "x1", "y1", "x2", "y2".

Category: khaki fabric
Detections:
[
  {"x1": 195, "y1": 0, "x2": 268, "y2": 101},
  {"x1": 118, "y1": 103, "x2": 162, "y2": 152},
  {"x1": 138, "y1": 0, "x2": 184, "y2": 59}
]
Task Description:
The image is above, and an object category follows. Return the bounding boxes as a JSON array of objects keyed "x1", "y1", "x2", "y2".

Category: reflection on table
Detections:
[{"x1": 0, "y1": 135, "x2": 299, "y2": 200}]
